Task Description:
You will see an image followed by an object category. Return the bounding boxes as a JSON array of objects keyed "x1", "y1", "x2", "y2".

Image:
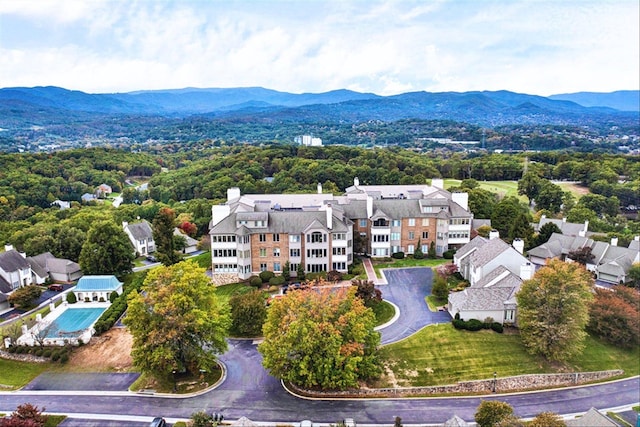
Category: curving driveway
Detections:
[{"x1": 377, "y1": 267, "x2": 451, "y2": 344}]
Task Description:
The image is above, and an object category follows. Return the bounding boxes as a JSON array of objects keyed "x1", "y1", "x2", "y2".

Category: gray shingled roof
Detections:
[
  {"x1": 473, "y1": 266, "x2": 522, "y2": 289},
  {"x1": 455, "y1": 236, "x2": 488, "y2": 260},
  {"x1": 126, "y1": 221, "x2": 153, "y2": 240},
  {"x1": 629, "y1": 239, "x2": 640, "y2": 251},
  {"x1": 211, "y1": 210, "x2": 350, "y2": 235},
  {"x1": 469, "y1": 238, "x2": 511, "y2": 268},
  {"x1": 565, "y1": 407, "x2": 619, "y2": 427},
  {"x1": 527, "y1": 239, "x2": 564, "y2": 260},
  {"x1": 0, "y1": 276, "x2": 12, "y2": 294},
  {"x1": 0, "y1": 249, "x2": 30, "y2": 272},
  {"x1": 28, "y1": 252, "x2": 81, "y2": 277},
  {"x1": 449, "y1": 286, "x2": 517, "y2": 311}
]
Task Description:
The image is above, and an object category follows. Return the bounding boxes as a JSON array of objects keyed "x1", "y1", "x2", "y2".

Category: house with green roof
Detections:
[{"x1": 74, "y1": 275, "x2": 123, "y2": 303}]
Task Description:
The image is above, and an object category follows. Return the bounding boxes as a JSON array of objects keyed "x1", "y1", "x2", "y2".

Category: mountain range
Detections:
[{"x1": 0, "y1": 86, "x2": 638, "y2": 135}]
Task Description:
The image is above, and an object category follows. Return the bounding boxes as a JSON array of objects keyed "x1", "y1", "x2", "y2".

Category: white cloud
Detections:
[{"x1": 0, "y1": 0, "x2": 637, "y2": 95}]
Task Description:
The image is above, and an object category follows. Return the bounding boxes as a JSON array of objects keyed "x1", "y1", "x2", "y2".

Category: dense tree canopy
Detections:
[
  {"x1": 79, "y1": 220, "x2": 134, "y2": 276},
  {"x1": 125, "y1": 261, "x2": 230, "y2": 379},
  {"x1": 588, "y1": 286, "x2": 640, "y2": 348},
  {"x1": 259, "y1": 286, "x2": 381, "y2": 390},
  {"x1": 516, "y1": 260, "x2": 594, "y2": 361}
]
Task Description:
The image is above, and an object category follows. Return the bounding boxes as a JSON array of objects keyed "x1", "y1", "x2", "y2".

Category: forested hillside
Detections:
[{"x1": 0, "y1": 146, "x2": 637, "y2": 264}]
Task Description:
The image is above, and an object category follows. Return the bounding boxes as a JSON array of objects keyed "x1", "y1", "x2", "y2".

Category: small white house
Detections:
[
  {"x1": 123, "y1": 220, "x2": 156, "y2": 256},
  {"x1": 74, "y1": 275, "x2": 123, "y2": 303}
]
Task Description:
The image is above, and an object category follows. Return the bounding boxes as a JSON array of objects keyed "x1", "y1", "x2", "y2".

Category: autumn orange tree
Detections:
[
  {"x1": 259, "y1": 285, "x2": 381, "y2": 390},
  {"x1": 588, "y1": 285, "x2": 640, "y2": 348}
]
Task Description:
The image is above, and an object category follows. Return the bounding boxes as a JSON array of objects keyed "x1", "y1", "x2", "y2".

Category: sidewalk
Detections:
[{"x1": 362, "y1": 258, "x2": 387, "y2": 285}]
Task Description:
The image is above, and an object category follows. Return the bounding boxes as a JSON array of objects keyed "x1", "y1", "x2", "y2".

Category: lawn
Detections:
[
  {"x1": 377, "y1": 323, "x2": 639, "y2": 387},
  {"x1": 371, "y1": 300, "x2": 395, "y2": 326},
  {"x1": 372, "y1": 258, "x2": 448, "y2": 278},
  {"x1": 0, "y1": 358, "x2": 52, "y2": 390},
  {"x1": 444, "y1": 179, "x2": 589, "y2": 203},
  {"x1": 213, "y1": 282, "x2": 254, "y2": 304}
]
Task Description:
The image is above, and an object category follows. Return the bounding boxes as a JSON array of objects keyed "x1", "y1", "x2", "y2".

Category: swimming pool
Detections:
[{"x1": 44, "y1": 307, "x2": 106, "y2": 338}]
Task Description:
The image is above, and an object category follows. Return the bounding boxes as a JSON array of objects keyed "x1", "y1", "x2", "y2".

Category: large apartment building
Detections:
[{"x1": 209, "y1": 178, "x2": 473, "y2": 284}]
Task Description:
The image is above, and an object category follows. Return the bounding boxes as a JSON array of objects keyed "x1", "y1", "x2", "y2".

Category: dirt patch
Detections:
[{"x1": 67, "y1": 327, "x2": 133, "y2": 372}]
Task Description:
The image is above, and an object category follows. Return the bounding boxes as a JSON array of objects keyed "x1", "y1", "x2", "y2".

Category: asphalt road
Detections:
[{"x1": 1, "y1": 268, "x2": 638, "y2": 425}]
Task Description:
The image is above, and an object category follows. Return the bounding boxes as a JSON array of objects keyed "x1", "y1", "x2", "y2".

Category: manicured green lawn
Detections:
[
  {"x1": 425, "y1": 295, "x2": 447, "y2": 311},
  {"x1": 213, "y1": 282, "x2": 254, "y2": 304},
  {"x1": 371, "y1": 301, "x2": 395, "y2": 326},
  {"x1": 188, "y1": 251, "x2": 211, "y2": 269},
  {"x1": 378, "y1": 323, "x2": 639, "y2": 387},
  {"x1": 0, "y1": 358, "x2": 52, "y2": 390},
  {"x1": 373, "y1": 258, "x2": 448, "y2": 278}
]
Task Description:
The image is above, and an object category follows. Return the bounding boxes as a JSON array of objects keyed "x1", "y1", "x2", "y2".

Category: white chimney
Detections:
[
  {"x1": 122, "y1": 221, "x2": 128, "y2": 228},
  {"x1": 354, "y1": 177, "x2": 360, "y2": 187},
  {"x1": 489, "y1": 230, "x2": 500, "y2": 240},
  {"x1": 431, "y1": 178, "x2": 444, "y2": 189},
  {"x1": 512, "y1": 238, "x2": 524, "y2": 254},
  {"x1": 4, "y1": 244, "x2": 14, "y2": 252},
  {"x1": 227, "y1": 187, "x2": 241, "y2": 201},
  {"x1": 451, "y1": 192, "x2": 469, "y2": 211},
  {"x1": 584, "y1": 220, "x2": 589, "y2": 233},
  {"x1": 317, "y1": 183, "x2": 322, "y2": 194},
  {"x1": 562, "y1": 217, "x2": 567, "y2": 223},
  {"x1": 540, "y1": 214, "x2": 546, "y2": 221},
  {"x1": 611, "y1": 237, "x2": 618, "y2": 247},
  {"x1": 520, "y1": 262, "x2": 533, "y2": 281},
  {"x1": 366, "y1": 195, "x2": 373, "y2": 219},
  {"x1": 326, "y1": 204, "x2": 333, "y2": 230},
  {"x1": 211, "y1": 205, "x2": 231, "y2": 228},
  {"x1": 635, "y1": 236, "x2": 640, "y2": 241}
]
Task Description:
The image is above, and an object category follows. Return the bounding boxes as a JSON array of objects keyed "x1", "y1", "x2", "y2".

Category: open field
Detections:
[
  {"x1": 372, "y1": 258, "x2": 448, "y2": 278},
  {"x1": 377, "y1": 323, "x2": 639, "y2": 387},
  {"x1": 444, "y1": 179, "x2": 590, "y2": 202}
]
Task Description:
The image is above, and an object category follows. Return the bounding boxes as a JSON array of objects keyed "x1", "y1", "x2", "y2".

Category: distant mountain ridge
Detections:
[
  {"x1": 549, "y1": 90, "x2": 639, "y2": 112},
  {"x1": 0, "y1": 86, "x2": 637, "y2": 130}
]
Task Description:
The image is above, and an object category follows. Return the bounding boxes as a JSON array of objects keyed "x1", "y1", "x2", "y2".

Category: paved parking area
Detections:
[{"x1": 23, "y1": 373, "x2": 140, "y2": 391}]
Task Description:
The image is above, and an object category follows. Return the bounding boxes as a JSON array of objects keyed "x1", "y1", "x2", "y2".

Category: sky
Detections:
[{"x1": 0, "y1": 0, "x2": 638, "y2": 96}]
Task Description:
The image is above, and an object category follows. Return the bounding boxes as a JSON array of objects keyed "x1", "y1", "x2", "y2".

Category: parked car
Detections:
[
  {"x1": 146, "y1": 255, "x2": 157, "y2": 262},
  {"x1": 343, "y1": 418, "x2": 356, "y2": 427},
  {"x1": 300, "y1": 421, "x2": 313, "y2": 427},
  {"x1": 48, "y1": 284, "x2": 64, "y2": 292},
  {"x1": 149, "y1": 417, "x2": 166, "y2": 427}
]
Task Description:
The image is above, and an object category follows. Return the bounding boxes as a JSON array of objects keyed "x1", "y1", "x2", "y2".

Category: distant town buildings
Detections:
[{"x1": 295, "y1": 135, "x2": 322, "y2": 146}]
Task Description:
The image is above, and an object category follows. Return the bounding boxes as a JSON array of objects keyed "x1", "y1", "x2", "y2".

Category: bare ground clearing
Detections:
[{"x1": 66, "y1": 327, "x2": 133, "y2": 372}]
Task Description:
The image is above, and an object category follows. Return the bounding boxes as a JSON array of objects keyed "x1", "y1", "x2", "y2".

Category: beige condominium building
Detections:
[{"x1": 209, "y1": 178, "x2": 473, "y2": 284}]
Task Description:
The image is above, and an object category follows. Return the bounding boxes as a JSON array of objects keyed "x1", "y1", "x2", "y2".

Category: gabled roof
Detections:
[
  {"x1": 0, "y1": 249, "x2": 30, "y2": 272},
  {"x1": 629, "y1": 238, "x2": 640, "y2": 251},
  {"x1": 469, "y1": 238, "x2": 512, "y2": 268},
  {"x1": 173, "y1": 228, "x2": 198, "y2": 247},
  {"x1": 443, "y1": 415, "x2": 470, "y2": 427},
  {"x1": 455, "y1": 236, "x2": 488, "y2": 261},
  {"x1": 210, "y1": 211, "x2": 351, "y2": 235},
  {"x1": 538, "y1": 217, "x2": 588, "y2": 237},
  {"x1": 28, "y1": 252, "x2": 81, "y2": 276},
  {"x1": 449, "y1": 286, "x2": 518, "y2": 311},
  {"x1": 125, "y1": 221, "x2": 154, "y2": 240},
  {"x1": 75, "y1": 275, "x2": 122, "y2": 292},
  {"x1": 566, "y1": 407, "x2": 619, "y2": 427},
  {"x1": 0, "y1": 276, "x2": 12, "y2": 294},
  {"x1": 473, "y1": 266, "x2": 522, "y2": 289}
]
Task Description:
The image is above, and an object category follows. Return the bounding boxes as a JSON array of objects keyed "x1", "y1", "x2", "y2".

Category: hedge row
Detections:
[
  {"x1": 93, "y1": 272, "x2": 146, "y2": 335},
  {"x1": 452, "y1": 318, "x2": 504, "y2": 333}
]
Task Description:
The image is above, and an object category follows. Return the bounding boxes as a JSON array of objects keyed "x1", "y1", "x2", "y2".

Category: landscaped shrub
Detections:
[
  {"x1": 269, "y1": 275, "x2": 285, "y2": 286},
  {"x1": 59, "y1": 353, "x2": 69, "y2": 363},
  {"x1": 66, "y1": 292, "x2": 77, "y2": 304},
  {"x1": 391, "y1": 251, "x2": 405, "y2": 259},
  {"x1": 491, "y1": 322, "x2": 504, "y2": 333},
  {"x1": 173, "y1": 423, "x2": 187, "y2": 427},
  {"x1": 109, "y1": 291, "x2": 118, "y2": 303},
  {"x1": 259, "y1": 271, "x2": 275, "y2": 283},
  {"x1": 452, "y1": 318, "x2": 504, "y2": 333},
  {"x1": 249, "y1": 276, "x2": 262, "y2": 287},
  {"x1": 466, "y1": 319, "x2": 484, "y2": 331},
  {"x1": 51, "y1": 352, "x2": 60, "y2": 361},
  {"x1": 327, "y1": 270, "x2": 343, "y2": 282},
  {"x1": 42, "y1": 349, "x2": 52, "y2": 358},
  {"x1": 443, "y1": 249, "x2": 456, "y2": 259}
]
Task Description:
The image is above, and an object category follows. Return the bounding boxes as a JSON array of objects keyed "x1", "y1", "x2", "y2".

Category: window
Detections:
[
  {"x1": 372, "y1": 234, "x2": 389, "y2": 242},
  {"x1": 259, "y1": 234, "x2": 267, "y2": 242},
  {"x1": 290, "y1": 248, "x2": 301, "y2": 257},
  {"x1": 373, "y1": 248, "x2": 389, "y2": 256},
  {"x1": 422, "y1": 231, "x2": 429, "y2": 239},
  {"x1": 259, "y1": 248, "x2": 267, "y2": 257},
  {"x1": 408, "y1": 231, "x2": 415, "y2": 240},
  {"x1": 421, "y1": 245, "x2": 428, "y2": 252},
  {"x1": 333, "y1": 247, "x2": 346, "y2": 255},
  {"x1": 359, "y1": 219, "x2": 367, "y2": 227},
  {"x1": 332, "y1": 262, "x2": 346, "y2": 270},
  {"x1": 273, "y1": 233, "x2": 280, "y2": 242},
  {"x1": 505, "y1": 309, "x2": 515, "y2": 322},
  {"x1": 255, "y1": 220, "x2": 266, "y2": 227},
  {"x1": 407, "y1": 244, "x2": 414, "y2": 254},
  {"x1": 422, "y1": 218, "x2": 430, "y2": 226},
  {"x1": 332, "y1": 233, "x2": 346, "y2": 241},
  {"x1": 211, "y1": 235, "x2": 236, "y2": 243},
  {"x1": 390, "y1": 232, "x2": 400, "y2": 241},
  {"x1": 408, "y1": 218, "x2": 416, "y2": 226},
  {"x1": 307, "y1": 264, "x2": 326, "y2": 273},
  {"x1": 290, "y1": 235, "x2": 301, "y2": 243},
  {"x1": 436, "y1": 245, "x2": 443, "y2": 253},
  {"x1": 437, "y1": 232, "x2": 446, "y2": 239},
  {"x1": 290, "y1": 263, "x2": 299, "y2": 273},
  {"x1": 273, "y1": 248, "x2": 280, "y2": 257},
  {"x1": 273, "y1": 262, "x2": 281, "y2": 272},
  {"x1": 212, "y1": 249, "x2": 237, "y2": 257},
  {"x1": 307, "y1": 248, "x2": 327, "y2": 258},
  {"x1": 260, "y1": 263, "x2": 267, "y2": 272},
  {"x1": 392, "y1": 219, "x2": 401, "y2": 227},
  {"x1": 307, "y1": 232, "x2": 326, "y2": 243},
  {"x1": 449, "y1": 218, "x2": 470, "y2": 225},
  {"x1": 423, "y1": 206, "x2": 433, "y2": 213}
]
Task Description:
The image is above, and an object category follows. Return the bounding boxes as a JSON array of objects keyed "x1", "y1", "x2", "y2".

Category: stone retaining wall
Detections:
[
  {"x1": 289, "y1": 370, "x2": 624, "y2": 398},
  {"x1": 0, "y1": 349, "x2": 49, "y2": 363}
]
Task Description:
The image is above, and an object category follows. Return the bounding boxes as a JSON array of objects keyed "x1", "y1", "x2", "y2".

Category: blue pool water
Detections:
[{"x1": 45, "y1": 307, "x2": 106, "y2": 338}]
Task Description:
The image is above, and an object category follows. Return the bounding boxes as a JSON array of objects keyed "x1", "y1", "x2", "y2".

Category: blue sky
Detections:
[{"x1": 1, "y1": 0, "x2": 638, "y2": 96}]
